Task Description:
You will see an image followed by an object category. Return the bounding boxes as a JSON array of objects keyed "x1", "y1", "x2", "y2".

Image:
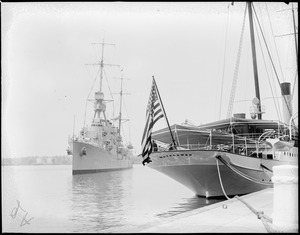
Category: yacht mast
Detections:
[{"x1": 247, "y1": 2, "x2": 262, "y2": 120}]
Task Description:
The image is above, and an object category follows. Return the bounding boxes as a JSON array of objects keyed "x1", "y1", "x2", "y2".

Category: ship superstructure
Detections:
[{"x1": 68, "y1": 40, "x2": 133, "y2": 174}]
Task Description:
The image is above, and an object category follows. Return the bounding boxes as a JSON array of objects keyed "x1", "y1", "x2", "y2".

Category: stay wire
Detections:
[
  {"x1": 84, "y1": 65, "x2": 101, "y2": 127},
  {"x1": 265, "y1": 3, "x2": 286, "y2": 83},
  {"x1": 103, "y1": 68, "x2": 115, "y2": 118},
  {"x1": 218, "y1": 3, "x2": 230, "y2": 119},
  {"x1": 252, "y1": 5, "x2": 295, "y2": 126},
  {"x1": 253, "y1": 7, "x2": 282, "y2": 121}
]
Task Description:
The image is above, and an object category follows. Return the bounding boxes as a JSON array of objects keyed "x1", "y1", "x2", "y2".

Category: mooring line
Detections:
[
  {"x1": 216, "y1": 155, "x2": 272, "y2": 186},
  {"x1": 215, "y1": 156, "x2": 284, "y2": 233}
]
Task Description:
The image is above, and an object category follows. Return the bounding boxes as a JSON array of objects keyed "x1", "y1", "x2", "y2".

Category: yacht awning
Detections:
[
  {"x1": 197, "y1": 117, "x2": 286, "y2": 130},
  {"x1": 152, "y1": 124, "x2": 256, "y2": 147}
]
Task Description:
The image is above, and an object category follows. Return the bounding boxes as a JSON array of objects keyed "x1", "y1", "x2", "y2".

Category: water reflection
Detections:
[
  {"x1": 157, "y1": 196, "x2": 225, "y2": 218},
  {"x1": 70, "y1": 166, "x2": 224, "y2": 232},
  {"x1": 3, "y1": 165, "x2": 225, "y2": 233},
  {"x1": 71, "y1": 169, "x2": 133, "y2": 232}
]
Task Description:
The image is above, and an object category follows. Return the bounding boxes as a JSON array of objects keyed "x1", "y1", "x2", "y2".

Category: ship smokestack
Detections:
[{"x1": 280, "y1": 82, "x2": 293, "y2": 125}]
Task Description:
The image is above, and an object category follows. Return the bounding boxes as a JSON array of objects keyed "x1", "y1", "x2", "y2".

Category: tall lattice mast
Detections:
[{"x1": 85, "y1": 39, "x2": 119, "y2": 124}]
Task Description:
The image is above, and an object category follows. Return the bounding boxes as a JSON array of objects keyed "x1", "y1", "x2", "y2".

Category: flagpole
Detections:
[{"x1": 152, "y1": 76, "x2": 177, "y2": 147}]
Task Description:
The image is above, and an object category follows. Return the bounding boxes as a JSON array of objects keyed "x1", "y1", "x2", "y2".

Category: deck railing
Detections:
[{"x1": 154, "y1": 130, "x2": 280, "y2": 157}]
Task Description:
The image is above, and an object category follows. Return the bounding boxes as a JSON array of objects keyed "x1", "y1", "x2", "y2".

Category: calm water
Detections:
[{"x1": 2, "y1": 164, "x2": 223, "y2": 233}]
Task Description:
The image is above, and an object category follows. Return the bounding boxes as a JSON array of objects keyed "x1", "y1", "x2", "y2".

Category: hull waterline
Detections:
[
  {"x1": 71, "y1": 141, "x2": 133, "y2": 175},
  {"x1": 148, "y1": 149, "x2": 297, "y2": 198}
]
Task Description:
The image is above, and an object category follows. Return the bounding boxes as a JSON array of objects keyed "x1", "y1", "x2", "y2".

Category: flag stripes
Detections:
[{"x1": 141, "y1": 79, "x2": 164, "y2": 164}]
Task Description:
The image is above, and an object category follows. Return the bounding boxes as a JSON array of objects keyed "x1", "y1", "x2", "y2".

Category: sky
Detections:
[{"x1": 2, "y1": 2, "x2": 298, "y2": 158}]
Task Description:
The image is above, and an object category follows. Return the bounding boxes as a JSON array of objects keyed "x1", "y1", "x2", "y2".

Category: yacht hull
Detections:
[
  {"x1": 148, "y1": 149, "x2": 297, "y2": 197},
  {"x1": 70, "y1": 141, "x2": 133, "y2": 175}
]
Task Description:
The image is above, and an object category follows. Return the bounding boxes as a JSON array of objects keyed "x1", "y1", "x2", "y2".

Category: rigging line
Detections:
[
  {"x1": 291, "y1": 3, "x2": 298, "y2": 69},
  {"x1": 119, "y1": 86, "x2": 131, "y2": 139},
  {"x1": 252, "y1": 5, "x2": 295, "y2": 126},
  {"x1": 218, "y1": 4, "x2": 230, "y2": 120},
  {"x1": 226, "y1": 4, "x2": 248, "y2": 118},
  {"x1": 86, "y1": 65, "x2": 101, "y2": 99},
  {"x1": 175, "y1": 125, "x2": 181, "y2": 147},
  {"x1": 103, "y1": 68, "x2": 115, "y2": 117},
  {"x1": 112, "y1": 98, "x2": 119, "y2": 126},
  {"x1": 123, "y1": 98, "x2": 130, "y2": 124},
  {"x1": 264, "y1": 3, "x2": 284, "y2": 118},
  {"x1": 103, "y1": 68, "x2": 114, "y2": 100},
  {"x1": 121, "y1": 85, "x2": 130, "y2": 119},
  {"x1": 284, "y1": 34, "x2": 292, "y2": 83},
  {"x1": 253, "y1": 11, "x2": 282, "y2": 121},
  {"x1": 121, "y1": 125, "x2": 127, "y2": 143},
  {"x1": 84, "y1": 65, "x2": 101, "y2": 127},
  {"x1": 119, "y1": 102, "x2": 130, "y2": 138},
  {"x1": 292, "y1": 68, "x2": 298, "y2": 97},
  {"x1": 128, "y1": 121, "x2": 131, "y2": 143},
  {"x1": 265, "y1": 3, "x2": 286, "y2": 82}
]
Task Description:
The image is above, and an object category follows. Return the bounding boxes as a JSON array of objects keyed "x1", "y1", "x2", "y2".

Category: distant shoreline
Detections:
[
  {"x1": 2, "y1": 163, "x2": 72, "y2": 166},
  {"x1": 2, "y1": 156, "x2": 142, "y2": 166},
  {"x1": 2, "y1": 156, "x2": 72, "y2": 166}
]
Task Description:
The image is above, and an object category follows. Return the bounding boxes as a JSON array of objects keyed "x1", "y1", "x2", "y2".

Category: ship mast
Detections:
[
  {"x1": 119, "y1": 77, "x2": 124, "y2": 133},
  {"x1": 247, "y1": 2, "x2": 262, "y2": 120},
  {"x1": 113, "y1": 72, "x2": 129, "y2": 134},
  {"x1": 89, "y1": 39, "x2": 119, "y2": 123},
  {"x1": 99, "y1": 39, "x2": 105, "y2": 92}
]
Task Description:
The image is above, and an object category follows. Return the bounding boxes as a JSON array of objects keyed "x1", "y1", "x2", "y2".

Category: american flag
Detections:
[{"x1": 141, "y1": 78, "x2": 164, "y2": 165}]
